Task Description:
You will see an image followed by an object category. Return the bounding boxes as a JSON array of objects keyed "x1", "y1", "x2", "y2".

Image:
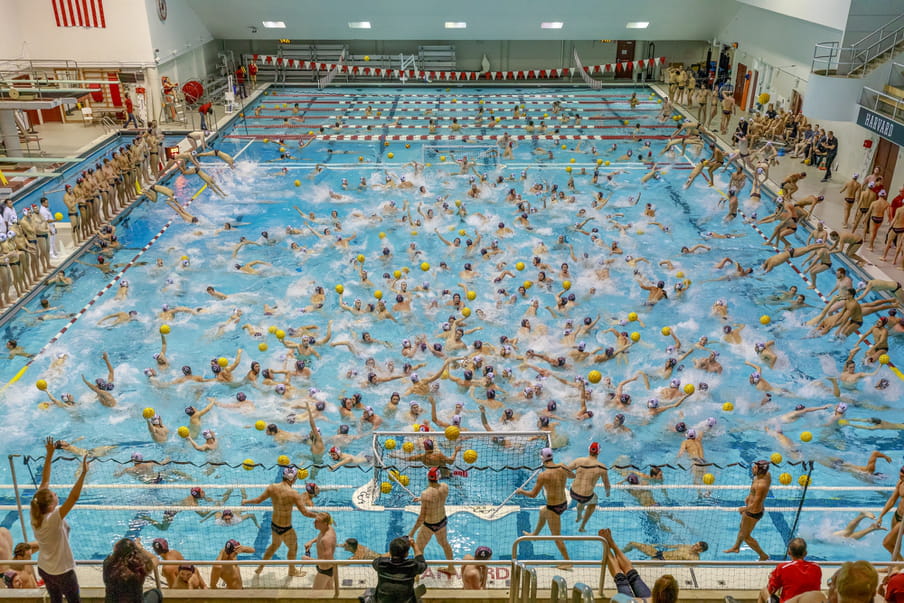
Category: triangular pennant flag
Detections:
[
  {"x1": 502, "y1": 72, "x2": 509, "y2": 80},
  {"x1": 569, "y1": 68, "x2": 575, "y2": 76}
]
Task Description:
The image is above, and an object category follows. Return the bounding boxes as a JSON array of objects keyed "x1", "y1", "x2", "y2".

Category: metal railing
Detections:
[
  {"x1": 571, "y1": 583, "x2": 595, "y2": 602},
  {"x1": 550, "y1": 576, "x2": 568, "y2": 602},
  {"x1": 514, "y1": 562, "x2": 538, "y2": 603},
  {"x1": 811, "y1": 12, "x2": 904, "y2": 76},
  {"x1": 859, "y1": 85, "x2": 904, "y2": 123},
  {"x1": 510, "y1": 535, "x2": 609, "y2": 601}
]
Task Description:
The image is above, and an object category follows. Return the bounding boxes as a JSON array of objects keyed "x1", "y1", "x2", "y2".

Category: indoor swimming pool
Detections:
[{"x1": 0, "y1": 86, "x2": 901, "y2": 565}]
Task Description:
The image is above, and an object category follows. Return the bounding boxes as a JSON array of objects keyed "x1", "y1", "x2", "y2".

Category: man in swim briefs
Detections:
[
  {"x1": 567, "y1": 442, "x2": 611, "y2": 532},
  {"x1": 408, "y1": 466, "x2": 456, "y2": 576},
  {"x1": 241, "y1": 467, "x2": 316, "y2": 576},
  {"x1": 516, "y1": 447, "x2": 575, "y2": 569},
  {"x1": 877, "y1": 465, "x2": 904, "y2": 560},
  {"x1": 724, "y1": 459, "x2": 771, "y2": 560}
]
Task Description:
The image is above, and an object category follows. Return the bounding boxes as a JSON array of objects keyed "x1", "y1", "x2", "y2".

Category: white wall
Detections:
[
  {"x1": 12, "y1": 0, "x2": 154, "y2": 65},
  {"x1": 842, "y1": 0, "x2": 903, "y2": 47},
  {"x1": 0, "y1": 1, "x2": 23, "y2": 58},
  {"x1": 736, "y1": 0, "x2": 851, "y2": 32},
  {"x1": 144, "y1": 0, "x2": 214, "y2": 66}
]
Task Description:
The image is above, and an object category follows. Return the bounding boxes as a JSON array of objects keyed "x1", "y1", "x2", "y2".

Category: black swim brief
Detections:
[
  {"x1": 546, "y1": 502, "x2": 568, "y2": 516},
  {"x1": 317, "y1": 566, "x2": 334, "y2": 577},
  {"x1": 271, "y1": 522, "x2": 294, "y2": 535},
  {"x1": 424, "y1": 516, "x2": 448, "y2": 532},
  {"x1": 746, "y1": 510, "x2": 764, "y2": 520}
]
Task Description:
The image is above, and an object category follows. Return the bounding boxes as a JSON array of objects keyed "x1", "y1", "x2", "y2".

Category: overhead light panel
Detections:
[
  {"x1": 626, "y1": 21, "x2": 649, "y2": 29},
  {"x1": 262, "y1": 21, "x2": 286, "y2": 29},
  {"x1": 348, "y1": 21, "x2": 372, "y2": 29},
  {"x1": 445, "y1": 21, "x2": 467, "y2": 29},
  {"x1": 541, "y1": 22, "x2": 564, "y2": 29}
]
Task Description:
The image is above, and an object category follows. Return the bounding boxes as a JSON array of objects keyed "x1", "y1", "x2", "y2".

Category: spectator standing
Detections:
[
  {"x1": 31, "y1": 437, "x2": 90, "y2": 603},
  {"x1": 123, "y1": 95, "x2": 138, "y2": 128},
  {"x1": 821, "y1": 131, "x2": 838, "y2": 182},
  {"x1": 101, "y1": 538, "x2": 157, "y2": 602},
  {"x1": 758, "y1": 537, "x2": 821, "y2": 603},
  {"x1": 890, "y1": 185, "x2": 904, "y2": 219},
  {"x1": 372, "y1": 536, "x2": 427, "y2": 603}
]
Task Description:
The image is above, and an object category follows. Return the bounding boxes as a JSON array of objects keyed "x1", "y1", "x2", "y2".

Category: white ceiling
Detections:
[{"x1": 185, "y1": 0, "x2": 739, "y2": 41}]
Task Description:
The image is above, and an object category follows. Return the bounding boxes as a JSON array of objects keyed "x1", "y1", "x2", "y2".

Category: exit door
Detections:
[
  {"x1": 871, "y1": 137, "x2": 899, "y2": 191},
  {"x1": 615, "y1": 40, "x2": 635, "y2": 80}
]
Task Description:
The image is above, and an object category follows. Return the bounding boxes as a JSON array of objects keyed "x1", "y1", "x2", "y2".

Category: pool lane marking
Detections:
[
  {"x1": 224, "y1": 134, "x2": 671, "y2": 142},
  {"x1": 232, "y1": 139, "x2": 255, "y2": 160},
  {"x1": 21, "y1": 183, "x2": 210, "y2": 373}
]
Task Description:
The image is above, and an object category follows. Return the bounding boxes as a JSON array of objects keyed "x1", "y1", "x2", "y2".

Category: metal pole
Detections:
[{"x1": 8, "y1": 455, "x2": 29, "y2": 542}]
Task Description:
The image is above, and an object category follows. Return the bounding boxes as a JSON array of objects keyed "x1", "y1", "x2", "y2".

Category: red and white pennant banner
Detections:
[{"x1": 251, "y1": 55, "x2": 665, "y2": 81}]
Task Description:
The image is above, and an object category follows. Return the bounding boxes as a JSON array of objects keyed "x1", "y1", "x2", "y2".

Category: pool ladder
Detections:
[{"x1": 509, "y1": 535, "x2": 609, "y2": 602}]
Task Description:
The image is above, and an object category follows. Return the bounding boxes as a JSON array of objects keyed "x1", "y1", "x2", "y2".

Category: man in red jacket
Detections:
[
  {"x1": 758, "y1": 538, "x2": 821, "y2": 603},
  {"x1": 124, "y1": 94, "x2": 138, "y2": 128}
]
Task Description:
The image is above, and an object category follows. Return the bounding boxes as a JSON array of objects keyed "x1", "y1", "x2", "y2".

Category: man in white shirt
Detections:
[{"x1": 38, "y1": 197, "x2": 59, "y2": 258}]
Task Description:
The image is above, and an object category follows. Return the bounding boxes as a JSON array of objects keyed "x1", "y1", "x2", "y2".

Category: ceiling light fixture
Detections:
[
  {"x1": 262, "y1": 21, "x2": 286, "y2": 29},
  {"x1": 626, "y1": 21, "x2": 649, "y2": 29},
  {"x1": 348, "y1": 21, "x2": 372, "y2": 29},
  {"x1": 444, "y1": 21, "x2": 467, "y2": 29},
  {"x1": 541, "y1": 22, "x2": 564, "y2": 29}
]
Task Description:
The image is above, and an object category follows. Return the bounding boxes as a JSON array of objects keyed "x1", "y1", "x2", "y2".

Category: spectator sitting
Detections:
[
  {"x1": 880, "y1": 566, "x2": 904, "y2": 602},
  {"x1": 173, "y1": 564, "x2": 207, "y2": 589},
  {"x1": 759, "y1": 537, "x2": 821, "y2": 603},
  {"x1": 829, "y1": 561, "x2": 878, "y2": 603},
  {"x1": 11, "y1": 542, "x2": 39, "y2": 585},
  {"x1": 371, "y1": 536, "x2": 426, "y2": 603},
  {"x1": 599, "y1": 528, "x2": 651, "y2": 601},
  {"x1": 652, "y1": 574, "x2": 679, "y2": 603},
  {"x1": 102, "y1": 537, "x2": 158, "y2": 603},
  {"x1": 2, "y1": 568, "x2": 37, "y2": 589}
]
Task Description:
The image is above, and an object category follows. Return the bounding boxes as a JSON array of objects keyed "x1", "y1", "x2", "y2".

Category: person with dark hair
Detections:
[
  {"x1": 31, "y1": 437, "x2": 90, "y2": 603},
  {"x1": 210, "y1": 538, "x2": 255, "y2": 589},
  {"x1": 149, "y1": 538, "x2": 183, "y2": 587},
  {"x1": 724, "y1": 459, "x2": 771, "y2": 560},
  {"x1": 651, "y1": 574, "x2": 679, "y2": 603},
  {"x1": 461, "y1": 546, "x2": 492, "y2": 589},
  {"x1": 758, "y1": 537, "x2": 821, "y2": 603},
  {"x1": 101, "y1": 538, "x2": 157, "y2": 602},
  {"x1": 371, "y1": 536, "x2": 427, "y2": 603}
]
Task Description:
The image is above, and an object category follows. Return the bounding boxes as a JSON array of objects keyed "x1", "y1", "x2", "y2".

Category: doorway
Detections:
[
  {"x1": 871, "y1": 137, "x2": 899, "y2": 189},
  {"x1": 733, "y1": 63, "x2": 747, "y2": 107},
  {"x1": 615, "y1": 40, "x2": 635, "y2": 79}
]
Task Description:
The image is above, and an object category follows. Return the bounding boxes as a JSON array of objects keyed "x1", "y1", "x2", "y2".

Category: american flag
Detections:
[{"x1": 52, "y1": 0, "x2": 106, "y2": 28}]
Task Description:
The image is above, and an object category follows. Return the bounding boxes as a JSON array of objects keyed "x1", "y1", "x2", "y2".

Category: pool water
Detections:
[{"x1": 1, "y1": 86, "x2": 901, "y2": 565}]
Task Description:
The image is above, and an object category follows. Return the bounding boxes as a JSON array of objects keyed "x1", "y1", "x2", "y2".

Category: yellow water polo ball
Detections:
[
  {"x1": 297, "y1": 467, "x2": 309, "y2": 479},
  {"x1": 569, "y1": 158, "x2": 576, "y2": 164},
  {"x1": 838, "y1": 418, "x2": 849, "y2": 426},
  {"x1": 440, "y1": 155, "x2": 446, "y2": 161},
  {"x1": 393, "y1": 270, "x2": 401, "y2": 279},
  {"x1": 673, "y1": 115, "x2": 681, "y2": 121},
  {"x1": 452, "y1": 99, "x2": 457, "y2": 104},
  {"x1": 294, "y1": 180, "x2": 301, "y2": 187},
  {"x1": 675, "y1": 271, "x2": 685, "y2": 278},
  {"x1": 445, "y1": 425, "x2": 461, "y2": 441},
  {"x1": 279, "y1": 147, "x2": 286, "y2": 153},
  {"x1": 142, "y1": 407, "x2": 155, "y2": 419},
  {"x1": 177, "y1": 426, "x2": 190, "y2": 438},
  {"x1": 363, "y1": 55, "x2": 370, "y2": 61},
  {"x1": 54, "y1": 212, "x2": 63, "y2": 221},
  {"x1": 277, "y1": 455, "x2": 291, "y2": 466},
  {"x1": 384, "y1": 438, "x2": 397, "y2": 450},
  {"x1": 565, "y1": 166, "x2": 572, "y2": 173},
  {"x1": 410, "y1": 230, "x2": 418, "y2": 236},
  {"x1": 405, "y1": 144, "x2": 411, "y2": 149},
  {"x1": 771, "y1": 453, "x2": 783, "y2": 465},
  {"x1": 523, "y1": 281, "x2": 533, "y2": 290},
  {"x1": 561, "y1": 144, "x2": 568, "y2": 150},
  {"x1": 466, "y1": 291, "x2": 476, "y2": 301},
  {"x1": 779, "y1": 472, "x2": 792, "y2": 485},
  {"x1": 461, "y1": 307, "x2": 471, "y2": 317},
  {"x1": 722, "y1": 402, "x2": 734, "y2": 411},
  {"x1": 543, "y1": 113, "x2": 549, "y2": 118},
  {"x1": 335, "y1": 284, "x2": 344, "y2": 294},
  {"x1": 454, "y1": 199, "x2": 462, "y2": 207},
  {"x1": 374, "y1": 290, "x2": 383, "y2": 300},
  {"x1": 515, "y1": 262, "x2": 525, "y2": 271},
  {"x1": 38, "y1": 402, "x2": 50, "y2": 410},
  {"x1": 798, "y1": 475, "x2": 811, "y2": 487},
  {"x1": 800, "y1": 431, "x2": 813, "y2": 442},
  {"x1": 403, "y1": 441, "x2": 415, "y2": 453},
  {"x1": 159, "y1": 324, "x2": 171, "y2": 335},
  {"x1": 458, "y1": 229, "x2": 467, "y2": 236},
  {"x1": 604, "y1": 160, "x2": 610, "y2": 166},
  {"x1": 357, "y1": 254, "x2": 366, "y2": 263},
  {"x1": 242, "y1": 459, "x2": 255, "y2": 471},
  {"x1": 258, "y1": 342, "x2": 268, "y2": 352},
  {"x1": 879, "y1": 354, "x2": 890, "y2": 365},
  {"x1": 703, "y1": 473, "x2": 715, "y2": 485},
  {"x1": 683, "y1": 383, "x2": 695, "y2": 395},
  {"x1": 630, "y1": 332, "x2": 640, "y2": 342},
  {"x1": 378, "y1": 231, "x2": 386, "y2": 239},
  {"x1": 596, "y1": 158, "x2": 603, "y2": 165},
  {"x1": 463, "y1": 449, "x2": 478, "y2": 463},
  {"x1": 760, "y1": 315, "x2": 771, "y2": 325},
  {"x1": 398, "y1": 475, "x2": 410, "y2": 486},
  {"x1": 628, "y1": 312, "x2": 638, "y2": 322},
  {"x1": 562, "y1": 280, "x2": 571, "y2": 290},
  {"x1": 384, "y1": 141, "x2": 390, "y2": 147},
  {"x1": 268, "y1": 326, "x2": 277, "y2": 334},
  {"x1": 35, "y1": 379, "x2": 48, "y2": 391},
  {"x1": 587, "y1": 370, "x2": 602, "y2": 384},
  {"x1": 420, "y1": 262, "x2": 430, "y2": 271},
  {"x1": 358, "y1": 156, "x2": 364, "y2": 162},
  {"x1": 381, "y1": 481, "x2": 392, "y2": 493},
  {"x1": 387, "y1": 152, "x2": 394, "y2": 159},
  {"x1": 263, "y1": 137, "x2": 270, "y2": 143},
  {"x1": 217, "y1": 357, "x2": 229, "y2": 367},
  {"x1": 255, "y1": 420, "x2": 267, "y2": 431},
  {"x1": 661, "y1": 326, "x2": 671, "y2": 336},
  {"x1": 275, "y1": 329, "x2": 286, "y2": 340}
]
